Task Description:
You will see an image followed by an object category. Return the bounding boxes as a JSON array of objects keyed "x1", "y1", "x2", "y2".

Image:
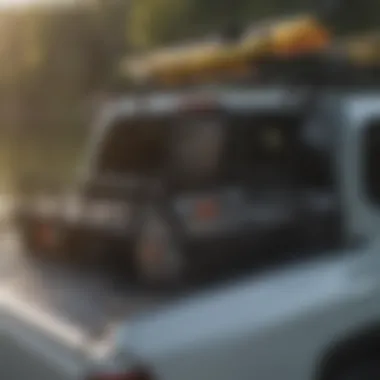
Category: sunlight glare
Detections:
[{"x1": 0, "y1": 0, "x2": 65, "y2": 8}]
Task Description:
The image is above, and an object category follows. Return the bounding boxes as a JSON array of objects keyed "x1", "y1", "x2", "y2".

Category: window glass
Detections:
[
  {"x1": 96, "y1": 118, "x2": 170, "y2": 176},
  {"x1": 225, "y1": 115, "x2": 300, "y2": 191},
  {"x1": 173, "y1": 113, "x2": 334, "y2": 192}
]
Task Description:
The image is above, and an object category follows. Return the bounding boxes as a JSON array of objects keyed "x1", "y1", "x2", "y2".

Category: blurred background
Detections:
[{"x1": 0, "y1": 0, "x2": 377, "y2": 196}]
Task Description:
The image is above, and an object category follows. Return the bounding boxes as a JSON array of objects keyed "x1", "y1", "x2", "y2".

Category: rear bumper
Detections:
[
  {"x1": 63, "y1": 223, "x2": 134, "y2": 253},
  {"x1": 20, "y1": 213, "x2": 134, "y2": 261},
  {"x1": 183, "y1": 226, "x2": 303, "y2": 276},
  {"x1": 63, "y1": 224, "x2": 137, "y2": 276}
]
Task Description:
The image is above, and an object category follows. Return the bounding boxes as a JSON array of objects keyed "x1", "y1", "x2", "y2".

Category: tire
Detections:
[{"x1": 335, "y1": 358, "x2": 380, "y2": 380}]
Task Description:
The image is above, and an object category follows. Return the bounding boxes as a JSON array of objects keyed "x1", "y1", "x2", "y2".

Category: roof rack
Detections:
[
  {"x1": 116, "y1": 11, "x2": 380, "y2": 93},
  {"x1": 113, "y1": 54, "x2": 380, "y2": 96},
  {"x1": 120, "y1": 14, "x2": 330, "y2": 86}
]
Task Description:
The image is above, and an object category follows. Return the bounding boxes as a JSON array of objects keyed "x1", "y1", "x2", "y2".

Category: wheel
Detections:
[
  {"x1": 134, "y1": 209, "x2": 186, "y2": 289},
  {"x1": 334, "y1": 358, "x2": 380, "y2": 380}
]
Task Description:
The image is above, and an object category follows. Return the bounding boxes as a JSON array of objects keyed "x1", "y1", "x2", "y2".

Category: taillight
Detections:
[
  {"x1": 194, "y1": 198, "x2": 220, "y2": 221},
  {"x1": 36, "y1": 223, "x2": 59, "y2": 250},
  {"x1": 86, "y1": 368, "x2": 152, "y2": 380}
]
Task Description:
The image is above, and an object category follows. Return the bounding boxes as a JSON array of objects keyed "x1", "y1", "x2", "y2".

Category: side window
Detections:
[
  {"x1": 96, "y1": 118, "x2": 170, "y2": 176},
  {"x1": 364, "y1": 121, "x2": 380, "y2": 202}
]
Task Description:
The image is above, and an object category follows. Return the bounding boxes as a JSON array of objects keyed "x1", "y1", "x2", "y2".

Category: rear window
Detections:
[
  {"x1": 172, "y1": 113, "x2": 334, "y2": 192},
  {"x1": 226, "y1": 114, "x2": 334, "y2": 191},
  {"x1": 172, "y1": 114, "x2": 299, "y2": 190},
  {"x1": 225, "y1": 115, "x2": 299, "y2": 190},
  {"x1": 94, "y1": 112, "x2": 333, "y2": 194}
]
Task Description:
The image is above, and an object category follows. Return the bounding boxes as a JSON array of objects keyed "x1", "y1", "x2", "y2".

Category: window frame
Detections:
[{"x1": 362, "y1": 119, "x2": 380, "y2": 204}]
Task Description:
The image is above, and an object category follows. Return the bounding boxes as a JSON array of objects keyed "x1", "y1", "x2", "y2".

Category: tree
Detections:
[
  {"x1": 127, "y1": 0, "x2": 310, "y2": 48},
  {"x1": 0, "y1": 1, "x2": 131, "y2": 186},
  {"x1": 128, "y1": 0, "x2": 193, "y2": 48},
  {"x1": 127, "y1": 0, "x2": 380, "y2": 49}
]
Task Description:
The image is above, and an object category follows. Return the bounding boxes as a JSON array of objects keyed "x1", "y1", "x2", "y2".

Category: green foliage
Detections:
[
  {"x1": 0, "y1": 1, "x2": 130, "y2": 189},
  {"x1": 128, "y1": 0, "x2": 193, "y2": 48},
  {"x1": 127, "y1": 0, "x2": 380, "y2": 48},
  {"x1": 127, "y1": 0, "x2": 309, "y2": 48}
]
